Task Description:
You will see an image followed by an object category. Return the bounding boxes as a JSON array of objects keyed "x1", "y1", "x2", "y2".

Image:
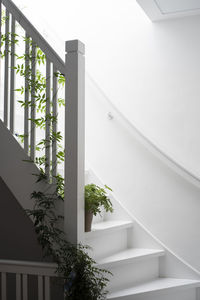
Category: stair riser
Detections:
[
  {"x1": 108, "y1": 287, "x2": 196, "y2": 300},
  {"x1": 106, "y1": 257, "x2": 159, "y2": 292},
  {"x1": 86, "y1": 229, "x2": 128, "y2": 260}
]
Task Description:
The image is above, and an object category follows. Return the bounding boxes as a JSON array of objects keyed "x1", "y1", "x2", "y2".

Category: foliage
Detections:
[
  {"x1": 0, "y1": 11, "x2": 112, "y2": 299},
  {"x1": 27, "y1": 184, "x2": 111, "y2": 300},
  {"x1": 85, "y1": 184, "x2": 113, "y2": 216}
]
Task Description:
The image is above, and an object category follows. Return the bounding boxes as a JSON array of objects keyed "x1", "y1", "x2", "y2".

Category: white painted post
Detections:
[
  {"x1": 64, "y1": 40, "x2": 85, "y2": 244},
  {"x1": 197, "y1": 287, "x2": 200, "y2": 300}
]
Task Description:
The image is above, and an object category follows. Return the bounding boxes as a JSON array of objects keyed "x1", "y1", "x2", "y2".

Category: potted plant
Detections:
[{"x1": 85, "y1": 183, "x2": 113, "y2": 232}]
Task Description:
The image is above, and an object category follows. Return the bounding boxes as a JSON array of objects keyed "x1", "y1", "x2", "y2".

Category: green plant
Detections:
[
  {"x1": 0, "y1": 11, "x2": 112, "y2": 299},
  {"x1": 27, "y1": 179, "x2": 111, "y2": 300},
  {"x1": 85, "y1": 184, "x2": 113, "y2": 216}
]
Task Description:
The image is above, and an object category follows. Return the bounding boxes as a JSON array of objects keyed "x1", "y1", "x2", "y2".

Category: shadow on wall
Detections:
[
  {"x1": 85, "y1": 76, "x2": 200, "y2": 272},
  {"x1": 0, "y1": 176, "x2": 43, "y2": 261}
]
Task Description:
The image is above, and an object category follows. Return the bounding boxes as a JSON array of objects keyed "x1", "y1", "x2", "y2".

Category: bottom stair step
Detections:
[{"x1": 107, "y1": 278, "x2": 200, "y2": 300}]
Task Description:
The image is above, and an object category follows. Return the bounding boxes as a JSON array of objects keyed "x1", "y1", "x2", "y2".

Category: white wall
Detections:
[
  {"x1": 11, "y1": 0, "x2": 200, "y2": 271},
  {"x1": 85, "y1": 78, "x2": 200, "y2": 272},
  {"x1": 13, "y1": 0, "x2": 200, "y2": 177}
]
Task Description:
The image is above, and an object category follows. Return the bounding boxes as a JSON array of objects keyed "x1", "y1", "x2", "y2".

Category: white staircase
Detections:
[{"x1": 85, "y1": 169, "x2": 200, "y2": 300}]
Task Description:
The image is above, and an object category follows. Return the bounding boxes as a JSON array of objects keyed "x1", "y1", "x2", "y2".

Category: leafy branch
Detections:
[{"x1": 0, "y1": 11, "x2": 111, "y2": 299}]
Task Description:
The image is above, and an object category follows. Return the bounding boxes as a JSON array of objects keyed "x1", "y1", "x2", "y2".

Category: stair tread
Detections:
[
  {"x1": 85, "y1": 220, "x2": 133, "y2": 238},
  {"x1": 98, "y1": 248, "x2": 165, "y2": 267},
  {"x1": 108, "y1": 278, "x2": 200, "y2": 299}
]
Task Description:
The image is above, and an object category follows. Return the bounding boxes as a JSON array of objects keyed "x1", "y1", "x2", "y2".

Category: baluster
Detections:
[
  {"x1": 52, "y1": 65, "x2": 57, "y2": 182},
  {"x1": 1, "y1": 272, "x2": 6, "y2": 300},
  {"x1": 4, "y1": 9, "x2": 9, "y2": 127},
  {"x1": 22, "y1": 274, "x2": 28, "y2": 300},
  {"x1": 9, "y1": 15, "x2": 15, "y2": 134},
  {"x1": 24, "y1": 33, "x2": 30, "y2": 154},
  {"x1": 44, "y1": 276, "x2": 50, "y2": 300},
  {"x1": 16, "y1": 274, "x2": 21, "y2": 300},
  {"x1": 0, "y1": 1, "x2": 1, "y2": 114},
  {"x1": 45, "y1": 58, "x2": 51, "y2": 179},
  {"x1": 30, "y1": 41, "x2": 36, "y2": 161},
  {"x1": 38, "y1": 275, "x2": 43, "y2": 300},
  {"x1": 0, "y1": 0, "x2": 2, "y2": 56},
  {"x1": 197, "y1": 288, "x2": 200, "y2": 300}
]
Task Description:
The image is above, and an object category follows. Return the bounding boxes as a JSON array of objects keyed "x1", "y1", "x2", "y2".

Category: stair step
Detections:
[
  {"x1": 85, "y1": 220, "x2": 133, "y2": 238},
  {"x1": 107, "y1": 278, "x2": 200, "y2": 300},
  {"x1": 85, "y1": 220, "x2": 133, "y2": 260},
  {"x1": 98, "y1": 248, "x2": 165, "y2": 268}
]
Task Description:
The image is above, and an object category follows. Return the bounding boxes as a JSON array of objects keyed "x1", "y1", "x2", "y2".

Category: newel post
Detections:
[{"x1": 64, "y1": 40, "x2": 85, "y2": 244}]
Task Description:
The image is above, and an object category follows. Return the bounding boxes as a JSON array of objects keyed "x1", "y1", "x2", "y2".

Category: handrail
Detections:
[
  {"x1": 0, "y1": 259, "x2": 57, "y2": 276},
  {"x1": 86, "y1": 72, "x2": 200, "y2": 189},
  {"x1": 2, "y1": 0, "x2": 65, "y2": 74},
  {"x1": 1, "y1": 0, "x2": 85, "y2": 244},
  {"x1": 0, "y1": 259, "x2": 58, "y2": 299}
]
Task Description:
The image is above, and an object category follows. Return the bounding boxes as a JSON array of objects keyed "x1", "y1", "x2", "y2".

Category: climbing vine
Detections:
[{"x1": 0, "y1": 11, "x2": 111, "y2": 299}]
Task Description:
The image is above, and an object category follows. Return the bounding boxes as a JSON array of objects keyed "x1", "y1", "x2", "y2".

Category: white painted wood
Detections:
[
  {"x1": 108, "y1": 278, "x2": 200, "y2": 300},
  {"x1": 44, "y1": 276, "x2": 50, "y2": 300},
  {"x1": 16, "y1": 273, "x2": 21, "y2": 300},
  {"x1": 38, "y1": 275, "x2": 43, "y2": 300},
  {"x1": 45, "y1": 58, "x2": 51, "y2": 179},
  {"x1": 98, "y1": 248, "x2": 165, "y2": 268},
  {"x1": 107, "y1": 257, "x2": 160, "y2": 293},
  {"x1": 22, "y1": 274, "x2": 28, "y2": 300},
  {"x1": 196, "y1": 287, "x2": 200, "y2": 300},
  {"x1": 0, "y1": 259, "x2": 56, "y2": 276},
  {"x1": 4, "y1": 9, "x2": 9, "y2": 127},
  {"x1": 52, "y1": 65, "x2": 57, "y2": 182},
  {"x1": 110, "y1": 288, "x2": 196, "y2": 300},
  {"x1": 0, "y1": 1, "x2": 2, "y2": 57},
  {"x1": 30, "y1": 41, "x2": 36, "y2": 161},
  {"x1": 9, "y1": 15, "x2": 15, "y2": 134},
  {"x1": 24, "y1": 33, "x2": 30, "y2": 154},
  {"x1": 2, "y1": 0, "x2": 65, "y2": 74},
  {"x1": 85, "y1": 221, "x2": 133, "y2": 261},
  {"x1": 64, "y1": 39, "x2": 85, "y2": 244},
  {"x1": 1, "y1": 272, "x2": 6, "y2": 300},
  {"x1": 0, "y1": 119, "x2": 48, "y2": 210},
  {"x1": 86, "y1": 220, "x2": 133, "y2": 238}
]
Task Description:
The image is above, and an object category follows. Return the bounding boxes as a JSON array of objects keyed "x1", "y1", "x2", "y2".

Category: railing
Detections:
[
  {"x1": 86, "y1": 73, "x2": 200, "y2": 189},
  {"x1": 0, "y1": 0, "x2": 85, "y2": 244},
  {"x1": 0, "y1": 259, "x2": 59, "y2": 300}
]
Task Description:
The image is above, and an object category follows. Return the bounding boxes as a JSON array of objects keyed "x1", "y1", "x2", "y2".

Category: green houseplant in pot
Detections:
[{"x1": 85, "y1": 183, "x2": 113, "y2": 232}]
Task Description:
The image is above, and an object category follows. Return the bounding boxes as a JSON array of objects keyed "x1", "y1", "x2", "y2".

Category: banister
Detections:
[
  {"x1": 0, "y1": 259, "x2": 57, "y2": 276},
  {"x1": 86, "y1": 72, "x2": 200, "y2": 189},
  {"x1": 1, "y1": 0, "x2": 86, "y2": 246},
  {"x1": 2, "y1": 0, "x2": 65, "y2": 74}
]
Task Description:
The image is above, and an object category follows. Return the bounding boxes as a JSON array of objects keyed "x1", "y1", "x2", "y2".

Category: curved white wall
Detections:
[
  {"x1": 13, "y1": 0, "x2": 200, "y2": 179},
  {"x1": 85, "y1": 77, "x2": 200, "y2": 272},
  {"x1": 12, "y1": 0, "x2": 200, "y2": 273}
]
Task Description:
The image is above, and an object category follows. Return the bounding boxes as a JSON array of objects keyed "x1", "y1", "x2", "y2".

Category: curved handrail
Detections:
[
  {"x1": 2, "y1": 0, "x2": 65, "y2": 74},
  {"x1": 86, "y1": 72, "x2": 200, "y2": 189},
  {"x1": 88, "y1": 167, "x2": 200, "y2": 278},
  {"x1": 4, "y1": 0, "x2": 200, "y2": 188}
]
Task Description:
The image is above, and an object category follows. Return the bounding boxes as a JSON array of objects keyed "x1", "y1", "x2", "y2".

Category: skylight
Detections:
[{"x1": 155, "y1": 0, "x2": 200, "y2": 14}]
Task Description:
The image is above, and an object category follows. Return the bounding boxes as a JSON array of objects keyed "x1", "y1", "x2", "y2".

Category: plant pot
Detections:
[{"x1": 85, "y1": 211, "x2": 93, "y2": 232}]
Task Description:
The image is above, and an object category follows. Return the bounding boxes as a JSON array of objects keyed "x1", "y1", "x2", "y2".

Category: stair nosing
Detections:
[
  {"x1": 107, "y1": 278, "x2": 200, "y2": 299},
  {"x1": 85, "y1": 220, "x2": 133, "y2": 238},
  {"x1": 97, "y1": 248, "x2": 165, "y2": 268}
]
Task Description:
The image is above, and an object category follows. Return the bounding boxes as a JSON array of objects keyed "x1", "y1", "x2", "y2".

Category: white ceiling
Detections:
[
  {"x1": 155, "y1": 0, "x2": 200, "y2": 14},
  {"x1": 136, "y1": 0, "x2": 200, "y2": 21}
]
